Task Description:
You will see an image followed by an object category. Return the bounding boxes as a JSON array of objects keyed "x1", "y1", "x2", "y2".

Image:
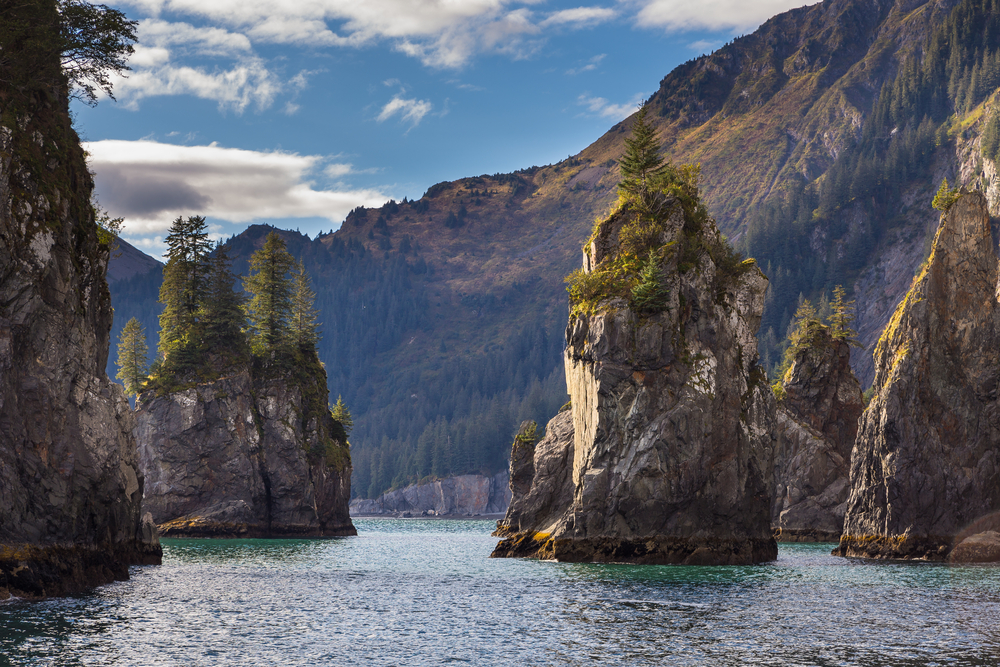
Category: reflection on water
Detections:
[{"x1": 1, "y1": 520, "x2": 999, "y2": 666}]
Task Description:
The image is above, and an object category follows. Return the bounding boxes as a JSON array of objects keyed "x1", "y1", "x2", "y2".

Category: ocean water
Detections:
[{"x1": 2, "y1": 519, "x2": 999, "y2": 666}]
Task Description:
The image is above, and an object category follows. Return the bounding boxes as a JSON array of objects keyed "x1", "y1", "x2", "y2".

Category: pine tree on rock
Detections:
[
  {"x1": 200, "y1": 243, "x2": 249, "y2": 368},
  {"x1": 157, "y1": 215, "x2": 212, "y2": 374},
  {"x1": 116, "y1": 316, "x2": 148, "y2": 397},
  {"x1": 290, "y1": 261, "x2": 321, "y2": 351},
  {"x1": 828, "y1": 285, "x2": 860, "y2": 346},
  {"x1": 244, "y1": 231, "x2": 296, "y2": 354},
  {"x1": 618, "y1": 105, "x2": 669, "y2": 198}
]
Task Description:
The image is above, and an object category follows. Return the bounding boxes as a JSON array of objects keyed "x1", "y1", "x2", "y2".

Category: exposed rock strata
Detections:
[
  {"x1": 773, "y1": 331, "x2": 864, "y2": 541},
  {"x1": 136, "y1": 370, "x2": 355, "y2": 537},
  {"x1": 837, "y1": 192, "x2": 1000, "y2": 561},
  {"x1": 493, "y1": 199, "x2": 778, "y2": 565},
  {"x1": 0, "y1": 3, "x2": 161, "y2": 599},
  {"x1": 349, "y1": 472, "x2": 511, "y2": 516}
]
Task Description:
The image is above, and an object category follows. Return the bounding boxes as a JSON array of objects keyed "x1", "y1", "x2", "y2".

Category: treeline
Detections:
[{"x1": 740, "y1": 0, "x2": 1000, "y2": 379}]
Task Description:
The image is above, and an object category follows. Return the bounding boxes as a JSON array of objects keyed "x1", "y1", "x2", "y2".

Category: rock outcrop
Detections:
[
  {"x1": 836, "y1": 191, "x2": 1000, "y2": 561},
  {"x1": 349, "y1": 472, "x2": 511, "y2": 516},
  {"x1": 0, "y1": 3, "x2": 161, "y2": 599},
  {"x1": 136, "y1": 369, "x2": 355, "y2": 537},
  {"x1": 773, "y1": 329, "x2": 864, "y2": 541},
  {"x1": 493, "y1": 195, "x2": 778, "y2": 565}
]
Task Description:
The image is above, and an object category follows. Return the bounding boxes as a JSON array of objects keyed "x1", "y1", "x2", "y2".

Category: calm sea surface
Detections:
[{"x1": 2, "y1": 518, "x2": 999, "y2": 666}]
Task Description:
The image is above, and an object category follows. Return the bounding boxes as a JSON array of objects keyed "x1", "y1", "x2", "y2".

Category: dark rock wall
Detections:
[
  {"x1": 493, "y1": 201, "x2": 778, "y2": 565},
  {"x1": 0, "y1": 0, "x2": 161, "y2": 599},
  {"x1": 837, "y1": 192, "x2": 1000, "y2": 560},
  {"x1": 773, "y1": 332, "x2": 864, "y2": 541},
  {"x1": 137, "y1": 371, "x2": 355, "y2": 537}
]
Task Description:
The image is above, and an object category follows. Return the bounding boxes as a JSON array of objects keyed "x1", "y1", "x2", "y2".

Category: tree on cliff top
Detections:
[
  {"x1": 158, "y1": 215, "x2": 212, "y2": 369},
  {"x1": 290, "y1": 261, "x2": 321, "y2": 351},
  {"x1": 116, "y1": 317, "x2": 148, "y2": 397},
  {"x1": 0, "y1": 1, "x2": 136, "y2": 105},
  {"x1": 200, "y1": 243, "x2": 249, "y2": 366},
  {"x1": 244, "y1": 231, "x2": 296, "y2": 354},
  {"x1": 618, "y1": 105, "x2": 669, "y2": 199}
]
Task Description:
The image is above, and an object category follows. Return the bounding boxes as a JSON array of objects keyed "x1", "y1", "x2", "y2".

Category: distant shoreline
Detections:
[{"x1": 350, "y1": 513, "x2": 505, "y2": 521}]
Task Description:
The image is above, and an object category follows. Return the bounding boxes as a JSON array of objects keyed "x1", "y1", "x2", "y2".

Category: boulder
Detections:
[
  {"x1": 773, "y1": 330, "x2": 863, "y2": 541},
  {"x1": 836, "y1": 192, "x2": 1000, "y2": 560},
  {"x1": 0, "y1": 4, "x2": 161, "y2": 599},
  {"x1": 493, "y1": 196, "x2": 778, "y2": 564},
  {"x1": 137, "y1": 370, "x2": 355, "y2": 537}
]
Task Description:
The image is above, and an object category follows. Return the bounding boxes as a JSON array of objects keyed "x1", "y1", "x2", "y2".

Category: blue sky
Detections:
[{"x1": 73, "y1": 0, "x2": 814, "y2": 257}]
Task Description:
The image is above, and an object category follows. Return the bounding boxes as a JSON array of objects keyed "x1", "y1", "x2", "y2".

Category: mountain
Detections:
[{"x1": 109, "y1": 0, "x2": 1000, "y2": 499}]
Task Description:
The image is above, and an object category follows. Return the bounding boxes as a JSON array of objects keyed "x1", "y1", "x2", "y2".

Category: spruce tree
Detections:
[
  {"x1": 243, "y1": 231, "x2": 296, "y2": 353},
  {"x1": 200, "y1": 243, "x2": 248, "y2": 366},
  {"x1": 630, "y1": 253, "x2": 669, "y2": 312},
  {"x1": 331, "y1": 395, "x2": 353, "y2": 436},
  {"x1": 618, "y1": 105, "x2": 669, "y2": 198},
  {"x1": 158, "y1": 215, "x2": 212, "y2": 371},
  {"x1": 828, "y1": 285, "x2": 860, "y2": 346},
  {"x1": 290, "y1": 261, "x2": 321, "y2": 351},
  {"x1": 115, "y1": 317, "x2": 148, "y2": 397}
]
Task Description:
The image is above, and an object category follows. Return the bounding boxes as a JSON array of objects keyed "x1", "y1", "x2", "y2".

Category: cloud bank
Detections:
[
  {"x1": 84, "y1": 140, "x2": 389, "y2": 237},
  {"x1": 627, "y1": 0, "x2": 815, "y2": 32}
]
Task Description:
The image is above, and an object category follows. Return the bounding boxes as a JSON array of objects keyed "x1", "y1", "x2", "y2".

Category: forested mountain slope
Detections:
[{"x1": 109, "y1": 0, "x2": 1000, "y2": 498}]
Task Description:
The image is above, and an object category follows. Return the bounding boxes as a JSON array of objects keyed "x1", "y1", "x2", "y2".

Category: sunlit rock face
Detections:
[
  {"x1": 350, "y1": 472, "x2": 511, "y2": 517},
  {"x1": 493, "y1": 199, "x2": 778, "y2": 565},
  {"x1": 837, "y1": 192, "x2": 1000, "y2": 561},
  {"x1": 0, "y1": 1, "x2": 161, "y2": 599},
  {"x1": 136, "y1": 371, "x2": 356, "y2": 538},
  {"x1": 773, "y1": 330, "x2": 864, "y2": 542}
]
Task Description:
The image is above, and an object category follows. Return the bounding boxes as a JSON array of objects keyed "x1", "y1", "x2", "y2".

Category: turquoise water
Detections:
[{"x1": 2, "y1": 519, "x2": 999, "y2": 666}]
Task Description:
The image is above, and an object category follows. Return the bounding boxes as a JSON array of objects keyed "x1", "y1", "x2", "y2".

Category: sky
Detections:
[{"x1": 73, "y1": 0, "x2": 816, "y2": 257}]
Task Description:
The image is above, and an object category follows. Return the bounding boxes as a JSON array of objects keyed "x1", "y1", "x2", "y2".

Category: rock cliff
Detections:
[
  {"x1": 136, "y1": 368, "x2": 355, "y2": 537},
  {"x1": 836, "y1": 191, "x2": 1000, "y2": 561},
  {"x1": 493, "y1": 195, "x2": 778, "y2": 565},
  {"x1": 0, "y1": 2, "x2": 161, "y2": 599},
  {"x1": 773, "y1": 329, "x2": 864, "y2": 541},
  {"x1": 349, "y1": 472, "x2": 511, "y2": 517}
]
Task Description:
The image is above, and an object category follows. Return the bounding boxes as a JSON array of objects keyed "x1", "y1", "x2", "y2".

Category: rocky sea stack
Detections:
[
  {"x1": 837, "y1": 191, "x2": 1000, "y2": 561},
  {"x1": 137, "y1": 363, "x2": 355, "y2": 538},
  {"x1": 0, "y1": 3, "x2": 161, "y2": 599},
  {"x1": 493, "y1": 167, "x2": 778, "y2": 564},
  {"x1": 773, "y1": 328, "x2": 864, "y2": 542}
]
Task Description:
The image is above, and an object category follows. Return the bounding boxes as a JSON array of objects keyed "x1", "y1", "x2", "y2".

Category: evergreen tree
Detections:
[
  {"x1": 630, "y1": 253, "x2": 669, "y2": 312},
  {"x1": 115, "y1": 316, "x2": 148, "y2": 397},
  {"x1": 243, "y1": 231, "x2": 296, "y2": 353},
  {"x1": 290, "y1": 261, "x2": 321, "y2": 351},
  {"x1": 331, "y1": 395, "x2": 353, "y2": 436},
  {"x1": 618, "y1": 105, "x2": 669, "y2": 197},
  {"x1": 200, "y1": 243, "x2": 248, "y2": 365},
  {"x1": 828, "y1": 285, "x2": 860, "y2": 346},
  {"x1": 158, "y1": 215, "x2": 212, "y2": 369}
]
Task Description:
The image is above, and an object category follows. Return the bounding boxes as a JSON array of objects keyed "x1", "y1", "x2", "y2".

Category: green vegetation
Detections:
[
  {"x1": 244, "y1": 231, "x2": 297, "y2": 354},
  {"x1": 513, "y1": 421, "x2": 538, "y2": 447},
  {"x1": 115, "y1": 317, "x2": 148, "y2": 397},
  {"x1": 57, "y1": 0, "x2": 137, "y2": 104},
  {"x1": 771, "y1": 284, "x2": 860, "y2": 397},
  {"x1": 741, "y1": 0, "x2": 1000, "y2": 381},
  {"x1": 330, "y1": 395, "x2": 353, "y2": 437},
  {"x1": 567, "y1": 106, "x2": 750, "y2": 317},
  {"x1": 931, "y1": 179, "x2": 961, "y2": 212}
]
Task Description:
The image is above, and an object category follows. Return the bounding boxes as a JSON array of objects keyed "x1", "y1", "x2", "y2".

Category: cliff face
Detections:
[
  {"x1": 837, "y1": 191, "x2": 1000, "y2": 560},
  {"x1": 349, "y1": 472, "x2": 511, "y2": 516},
  {"x1": 773, "y1": 331, "x2": 864, "y2": 541},
  {"x1": 493, "y1": 198, "x2": 778, "y2": 565},
  {"x1": 136, "y1": 369, "x2": 355, "y2": 537},
  {"x1": 0, "y1": 2, "x2": 161, "y2": 599}
]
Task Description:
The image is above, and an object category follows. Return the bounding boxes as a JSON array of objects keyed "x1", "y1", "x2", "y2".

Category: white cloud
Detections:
[
  {"x1": 626, "y1": 0, "x2": 815, "y2": 32},
  {"x1": 84, "y1": 140, "x2": 389, "y2": 237},
  {"x1": 113, "y1": 58, "x2": 283, "y2": 112},
  {"x1": 541, "y1": 7, "x2": 616, "y2": 27},
  {"x1": 578, "y1": 93, "x2": 645, "y2": 120},
  {"x1": 567, "y1": 53, "x2": 606, "y2": 75},
  {"x1": 377, "y1": 96, "x2": 433, "y2": 126},
  {"x1": 137, "y1": 19, "x2": 253, "y2": 57},
  {"x1": 117, "y1": 1, "x2": 619, "y2": 68}
]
